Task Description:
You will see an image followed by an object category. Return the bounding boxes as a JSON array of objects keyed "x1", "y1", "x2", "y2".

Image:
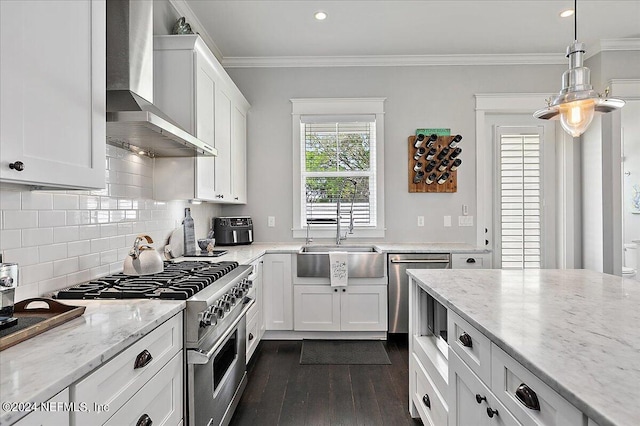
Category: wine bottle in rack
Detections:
[
  {"x1": 425, "y1": 147, "x2": 437, "y2": 161},
  {"x1": 425, "y1": 173, "x2": 437, "y2": 184},
  {"x1": 448, "y1": 134, "x2": 463, "y2": 148},
  {"x1": 413, "y1": 170, "x2": 425, "y2": 183},
  {"x1": 437, "y1": 172, "x2": 450, "y2": 185},
  {"x1": 436, "y1": 147, "x2": 450, "y2": 161},
  {"x1": 413, "y1": 146, "x2": 426, "y2": 160},
  {"x1": 450, "y1": 158, "x2": 462, "y2": 171},
  {"x1": 438, "y1": 159, "x2": 449, "y2": 172},
  {"x1": 449, "y1": 147, "x2": 462, "y2": 159},
  {"x1": 414, "y1": 133, "x2": 425, "y2": 148},
  {"x1": 425, "y1": 160, "x2": 437, "y2": 173},
  {"x1": 426, "y1": 134, "x2": 438, "y2": 147},
  {"x1": 413, "y1": 161, "x2": 423, "y2": 171}
]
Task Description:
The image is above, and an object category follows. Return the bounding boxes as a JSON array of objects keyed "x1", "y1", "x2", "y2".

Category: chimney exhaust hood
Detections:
[{"x1": 106, "y1": 0, "x2": 216, "y2": 157}]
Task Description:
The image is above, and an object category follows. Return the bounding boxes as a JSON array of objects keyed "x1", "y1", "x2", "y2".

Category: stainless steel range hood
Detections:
[{"x1": 106, "y1": 0, "x2": 216, "y2": 157}]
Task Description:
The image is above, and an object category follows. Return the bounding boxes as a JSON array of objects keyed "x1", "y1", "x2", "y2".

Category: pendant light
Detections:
[{"x1": 534, "y1": 0, "x2": 625, "y2": 137}]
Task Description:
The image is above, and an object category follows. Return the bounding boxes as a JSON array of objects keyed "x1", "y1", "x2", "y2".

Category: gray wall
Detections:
[{"x1": 221, "y1": 64, "x2": 564, "y2": 243}]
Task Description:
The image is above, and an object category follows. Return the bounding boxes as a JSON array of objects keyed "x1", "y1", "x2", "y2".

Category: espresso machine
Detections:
[{"x1": 0, "y1": 263, "x2": 19, "y2": 329}]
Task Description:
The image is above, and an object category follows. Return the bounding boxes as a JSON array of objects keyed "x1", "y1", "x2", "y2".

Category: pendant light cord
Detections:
[{"x1": 574, "y1": 0, "x2": 578, "y2": 41}]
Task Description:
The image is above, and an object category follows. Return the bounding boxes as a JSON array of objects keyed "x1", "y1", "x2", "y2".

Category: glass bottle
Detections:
[
  {"x1": 413, "y1": 147, "x2": 426, "y2": 160},
  {"x1": 425, "y1": 160, "x2": 437, "y2": 173},
  {"x1": 450, "y1": 158, "x2": 462, "y2": 171},
  {"x1": 425, "y1": 173, "x2": 437, "y2": 184},
  {"x1": 426, "y1": 133, "x2": 438, "y2": 147},
  {"x1": 425, "y1": 147, "x2": 437, "y2": 161},
  {"x1": 436, "y1": 147, "x2": 450, "y2": 161},
  {"x1": 448, "y1": 134, "x2": 463, "y2": 148},
  {"x1": 413, "y1": 170, "x2": 425, "y2": 183},
  {"x1": 438, "y1": 159, "x2": 449, "y2": 172},
  {"x1": 414, "y1": 133, "x2": 425, "y2": 148},
  {"x1": 437, "y1": 172, "x2": 450, "y2": 185},
  {"x1": 449, "y1": 147, "x2": 462, "y2": 159}
]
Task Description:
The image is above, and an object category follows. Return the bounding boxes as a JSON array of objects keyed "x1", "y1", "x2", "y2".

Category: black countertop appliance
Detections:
[{"x1": 213, "y1": 217, "x2": 253, "y2": 246}]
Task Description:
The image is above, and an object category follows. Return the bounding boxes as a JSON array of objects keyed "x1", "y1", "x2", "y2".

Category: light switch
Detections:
[
  {"x1": 459, "y1": 216, "x2": 474, "y2": 227},
  {"x1": 444, "y1": 215, "x2": 452, "y2": 227},
  {"x1": 268, "y1": 216, "x2": 276, "y2": 227},
  {"x1": 462, "y1": 204, "x2": 469, "y2": 216},
  {"x1": 417, "y1": 216, "x2": 425, "y2": 227}
]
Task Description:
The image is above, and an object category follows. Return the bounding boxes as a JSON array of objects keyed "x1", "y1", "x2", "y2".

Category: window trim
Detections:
[{"x1": 291, "y1": 98, "x2": 386, "y2": 240}]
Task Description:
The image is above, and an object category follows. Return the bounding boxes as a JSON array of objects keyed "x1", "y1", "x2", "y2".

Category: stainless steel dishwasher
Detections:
[{"x1": 387, "y1": 253, "x2": 450, "y2": 333}]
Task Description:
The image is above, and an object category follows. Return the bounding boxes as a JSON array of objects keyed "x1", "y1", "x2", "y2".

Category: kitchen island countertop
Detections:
[
  {"x1": 0, "y1": 299, "x2": 184, "y2": 425},
  {"x1": 407, "y1": 269, "x2": 640, "y2": 426}
]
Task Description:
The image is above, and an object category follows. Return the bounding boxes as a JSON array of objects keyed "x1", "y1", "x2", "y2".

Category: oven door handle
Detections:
[{"x1": 187, "y1": 298, "x2": 255, "y2": 365}]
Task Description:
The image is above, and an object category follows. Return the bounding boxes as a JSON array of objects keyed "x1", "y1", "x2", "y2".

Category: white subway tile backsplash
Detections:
[
  {"x1": 67, "y1": 210, "x2": 91, "y2": 225},
  {"x1": 109, "y1": 235, "x2": 126, "y2": 250},
  {"x1": 39, "y1": 276, "x2": 69, "y2": 295},
  {"x1": 110, "y1": 210, "x2": 125, "y2": 222},
  {"x1": 109, "y1": 262, "x2": 124, "y2": 274},
  {"x1": 78, "y1": 253, "x2": 100, "y2": 270},
  {"x1": 39, "y1": 211, "x2": 66, "y2": 227},
  {"x1": 68, "y1": 240, "x2": 91, "y2": 257},
  {"x1": 53, "y1": 257, "x2": 79, "y2": 277},
  {"x1": 4, "y1": 247, "x2": 39, "y2": 266},
  {"x1": 21, "y1": 262, "x2": 54, "y2": 285},
  {"x1": 90, "y1": 237, "x2": 110, "y2": 253},
  {"x1": 4, "y1": 210, "x2": 38, "y2": 229},
  {"x1": 39, "y1": 243, "x2": 68, "y2": 262},
  {"x1": 100, "y1": 197, "x2": 117, "y2": 210},
  {"x1": 67, "y1": 270, "x2": 91, "y2": 286},
  {"x1": 90, "y1": 265, "x2": 110, "y2": 280},
  {"x1": 100, "y1": 223, "x2": 118, "y2": 237},
  {"x1": 118, "y1": 199, "x2": 133, "y2": 210},
  {"x1": 15, "y1": 284, "x2": 40, "y2": 303},
  {"x1": 100, "y1": 249, "x2": 118, "y2": 265},
  {"x1": 0, "y1": 190, "x2": 21, "y2": 210},
  {"x1": 54, "y1": 226, "x2": 80, "y2": 243},
  {"x1": 21, "y1": 192, "x2": 53, "y2": 210},
  {"x1": 118, "y1": 222, "x2": 133, "y2": 235},
  {"x1": 23, "y1": 227, "x2": 53, "y2": 247},
  {"x1": 53, "y1": 193, "x2": 79, "y2": 210},
  {"x1": 0, "y1": 229, "x2": 22, "y2": 250},
  {"x1": 78, "y1": 225, "x2": 100, "y2": 240},
  {"x1": 79, "y1": 195, "x2": 100, "y2": 210}
]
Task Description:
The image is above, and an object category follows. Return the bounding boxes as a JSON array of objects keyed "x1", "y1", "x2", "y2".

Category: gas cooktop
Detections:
[{"x1": 56, "y1": 261, "x2": 239, "y2": 300}]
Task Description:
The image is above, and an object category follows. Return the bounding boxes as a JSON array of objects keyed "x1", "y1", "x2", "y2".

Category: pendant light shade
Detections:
[{"x1": 534, "y1": 2, "x2": 624, "y2": 136}]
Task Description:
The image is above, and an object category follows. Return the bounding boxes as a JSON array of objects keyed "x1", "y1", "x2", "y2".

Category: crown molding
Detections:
[
  {"x1": 168, "y1": 0, "x2": 224, "y2": 62},
  {"x1": 221, "y1": 53, "x2": 565, "y2": 68},
  {"x1": 597, "y1": 38, "x2": 640, "y2": 53}
]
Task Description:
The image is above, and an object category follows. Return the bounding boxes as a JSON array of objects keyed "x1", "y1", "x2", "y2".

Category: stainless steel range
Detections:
[{"x1": 56, "y1": 260, "x2": 254, "y2": 426}]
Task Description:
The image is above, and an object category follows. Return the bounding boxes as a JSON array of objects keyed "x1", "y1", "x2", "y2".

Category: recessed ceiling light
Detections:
[
  {"x1": 560, "y1": 9, "x2": 574, "y2": 18},
  {"x1": 314, "y1": 11, "x2": 327, "y2": 21}
]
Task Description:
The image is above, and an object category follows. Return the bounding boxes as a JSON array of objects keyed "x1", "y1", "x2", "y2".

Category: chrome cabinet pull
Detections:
[
  {"x1": 515, "y1": 383, "x2": 541, "y2": 410},
  {"x1": 133, "y1": 349, "x2": 153, "y2": 369}
]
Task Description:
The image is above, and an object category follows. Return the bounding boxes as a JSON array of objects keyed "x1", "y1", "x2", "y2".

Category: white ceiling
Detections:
[{"x1": 180, "y1": 0, "x2": 640, "y2": 64}]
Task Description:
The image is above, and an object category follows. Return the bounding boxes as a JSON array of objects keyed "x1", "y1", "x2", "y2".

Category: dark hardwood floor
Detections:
[{"x1": 230, "y1": 336, "x2": 423, "y2": 426}]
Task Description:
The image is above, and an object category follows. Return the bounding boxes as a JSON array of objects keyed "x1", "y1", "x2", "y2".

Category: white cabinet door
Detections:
[
  {"x1": 340, "y1": 285, "x2": 387, "y2": 331},
  {"x1": 449, "y1": 350, "x2": 520, "y2": 426},
  {"x1": 231, "y1": 105, "x2": 247, "y2": 203},
  {"x1": 193, "y1": 53, "x2": 217, "y2": 201},
  {"x1": 294, "y1": 285, "x2": 341, "y2": 331},
  {"x1": 214, "y1": 85, "x2": 233, "y2": 201},
  {"x1": 13, "y1": 388, "x2": 69, "y2": 426},
  {"x1": 263, "y1": 254, "x2": 293, "y2": 330},
  {"x1": 0, "y1": 0, "x2": 105, "y2": 189}
]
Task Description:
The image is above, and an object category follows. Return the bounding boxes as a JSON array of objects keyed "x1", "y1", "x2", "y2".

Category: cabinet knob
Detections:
[
  {"x1": 486, "y1": 407, "x2": 499, "y2": 418},
  {"x1": 515, "y1": 383, "x2": 541, "y2": 411},
  {"x1": 136, "y1": 413, "x2": 153, "y2": 426},
  {"x1": 422, "y1": 394, "x2": 431, "y2": 409},
  {"x1": 475, "y1": 394, "x2": 487, "y2": 404},
  {"x1": 334, "y1": 288, "x2": 338, "y2": 292},
  {"x1": 248, "y1": 333, "x2": 254, "y2": 341},
  {"x1": 133, "y1": 349, "x2": 153, "y2": 369},
  {"x1": 342, "y1": 288, "x2": 346, "y2": 292},
  {"x1": 466, "y1": 258, "x2": 476, "y2": 263},
  {"x1": 459, "y1": 332, "x2": 473, "y2": 348},
  {"x1": 9, "y1": 161, "x2": 24, "y2": 171},
  {"x1": 235, "y1": 197, "x2": 239, "y2": 200}
]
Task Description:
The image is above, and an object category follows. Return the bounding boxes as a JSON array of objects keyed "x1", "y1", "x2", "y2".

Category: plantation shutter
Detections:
[{"x1": 498, "y1": 131, "x2": 542, "y2": 269}]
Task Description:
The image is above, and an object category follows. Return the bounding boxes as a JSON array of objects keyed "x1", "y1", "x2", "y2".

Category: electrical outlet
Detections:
[
  {"x1": 444, "y1": 215, "x2": 452, "y2": 227},
  {"x1": 462, "y1": 204, "x2": 469, "y2": 216},
  {"x1": 417, "y1": 216, "x2": 425, "y2": 227},
  {"x1": 459, "y1": 216, "x2": 474, "y2": 227},
  {"x1": 267, "y1": 216, "x2": 276, "y2": 227}
]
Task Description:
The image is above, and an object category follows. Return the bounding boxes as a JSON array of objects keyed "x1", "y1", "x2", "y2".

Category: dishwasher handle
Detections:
[{"x1": 390, "y1": 259, "x2": 450, "y2": 264}]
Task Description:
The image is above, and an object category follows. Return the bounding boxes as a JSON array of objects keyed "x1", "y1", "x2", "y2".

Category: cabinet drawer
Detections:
[
  {"x1": 104, "y1": 351, "x2": 183, "y2": 426},
  {"x1": 73, "y1": 314, "x2": 183, "y2": 425},
  {"x1": 246, "y1": 310, "x2": 260, "y2": 362},
  {"x1": 491, "y1": 345, "x2": 582, "y2": 426},
  {"x1": 451, "y1": 253, "x2": 491, "y2": 269},
  {"x1": 412, "y1": 353, "x2": 448, "y2": 426},
  {"x1": 14, "y1": 388, "x2": 69, "y2": 426},
  {"x1": 448, "y1": 310, "x2": 492, "y2": 386},
  {"x1": 412, "y1": 335, "x2": 448, "y2": 396}
]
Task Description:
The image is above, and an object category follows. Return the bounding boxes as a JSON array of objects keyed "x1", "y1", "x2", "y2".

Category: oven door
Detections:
[{"x1": 187, "y1": 299, "x2": 254, "y2": 426}]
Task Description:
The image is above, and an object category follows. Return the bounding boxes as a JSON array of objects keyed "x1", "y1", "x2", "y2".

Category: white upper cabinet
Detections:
[
  {"x1": 0, "y1": 0, "x2": 106, "y2": 189},
  {"x1": 153, "y1": 35, "x2": 249, "y2": 203}
]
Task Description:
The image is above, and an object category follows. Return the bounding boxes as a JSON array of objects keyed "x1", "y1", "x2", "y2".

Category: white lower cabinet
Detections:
[
  {"x1": 71, "y1": 313, "x2": 183, "y2": 425},
  {"x1": 451, "y1": 252, "x2": 492, "y2": 269},
  {"x1": 449, "y1": 350, "x2": 520, "y2": 426},
  {"x1": 411, "y1": 354, "x2": 447, "y2": 426},
  {"x1": 262, "y1": 254, "x2": 293, "y2": 330},
  {"x1": 293, "y1": 284, "x2": 387, "y2": 332},
  {"x1": 13, "y1": 388, "x2": 70, "y2": 426},
  {"x1": 246, "y1": 257, "x2": 264, "y2": 362}
]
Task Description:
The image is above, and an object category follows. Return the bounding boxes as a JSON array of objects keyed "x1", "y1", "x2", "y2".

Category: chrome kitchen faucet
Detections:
[{"x1": 336, "y1": 178, "x2": 357, "y2": 245}]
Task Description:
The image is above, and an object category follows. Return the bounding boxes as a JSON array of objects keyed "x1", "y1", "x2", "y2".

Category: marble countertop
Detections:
[
  {"x1": 0, "y1": 300, "x2": 184, "y2": 425},
  {"x1": 184, "y1": 242, "x2": 488, "y2": 265},
  {"x1": 407, "y1": 269, "x2": 640, "y2": 426}
]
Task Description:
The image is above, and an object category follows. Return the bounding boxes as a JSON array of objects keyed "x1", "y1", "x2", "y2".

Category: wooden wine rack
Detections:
[{"x1": 408, "y1": 135, "x2": 460, "y2": 193}]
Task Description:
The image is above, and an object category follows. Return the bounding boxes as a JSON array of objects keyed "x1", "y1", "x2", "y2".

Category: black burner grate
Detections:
[{"x1": 56, "y1": 260, "x2": 239, "y2": 300}]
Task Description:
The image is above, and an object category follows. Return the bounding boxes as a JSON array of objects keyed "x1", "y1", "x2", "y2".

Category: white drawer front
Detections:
[
  {"x1": 448, "y1": 310, "x2": 492, "y2": 385},
  {"x1": 13, "y1": 388, "x2": 69, "y2": 426},
  {"x1": 451, "y1": 253, "x2": 491, "y2": 269},
  {"x1": 491, "y1": 344, "x2": 583, "y2": 426},
  {"x1": 412, "y1": 354, "x2": 448, "y2": 426},
  {"x1": 104, "y1": 351, "x2": 183, "y2": 426},
  {"x1": 412, "y1": 335, "x2": 448, "y2": 396},
  {"x1": 73, "y1": 313, "x2": 183, "y2": 425},
  {"x1": 246, "y1": 310, "x2": 260, "y2": 362}
]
